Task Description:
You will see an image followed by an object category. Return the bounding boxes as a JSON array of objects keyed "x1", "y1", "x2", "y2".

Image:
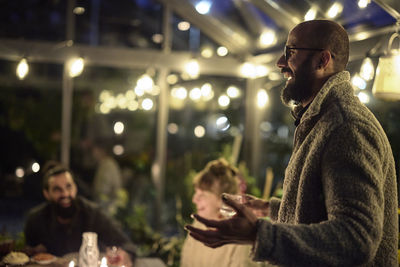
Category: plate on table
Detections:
[
  {"x1": 2, "y1": 251, "x2": 30, "y2": 265},
  {"x1": 32, "y1": 253, "x2": 57, "y2": 265}
]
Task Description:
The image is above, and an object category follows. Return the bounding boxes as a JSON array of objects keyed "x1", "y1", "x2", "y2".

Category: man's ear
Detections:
[
  {"x1": 319, "y1": 50, "x2": 332, "y2": 69},
  {"x1": 43, "y1": 189, "x2": 50, "y2": 200}
]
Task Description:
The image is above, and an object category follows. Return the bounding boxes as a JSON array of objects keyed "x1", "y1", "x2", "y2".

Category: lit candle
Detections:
[{"x1": 100, "y1": 257, "x2": 108, "y2": 267}]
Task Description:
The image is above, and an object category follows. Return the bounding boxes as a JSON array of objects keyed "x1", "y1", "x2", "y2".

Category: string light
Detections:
[
  {"x1": 114, "y1": 121, "x2": 124, "y2": 135},
  {"x1": 358, "y1": 0, "x2": 370, "y2": 9},
  {"x1": 304, "y1": 7, "x2": 317, "y2": 21},
  {"x1": 352, "y1": 74, "x2": 367, "y2": 90},
  {"x1": 189, "y1": 87, "x2": 202, "y2": 101},
  {"x1": 359, "y1": 57, "x2": 375, "y2": 81},
  {"x1": 195, "y1": 1, "x2": 211, "y2": 14},
  {"x1": 357, "y1": 91, "x2": 370, "y2": 103},
  {"x1": 171, "y1": 87, "x2": 187, "y2": 100},
  {"x1": 16, "y1": 58, "x2": 29, "y2": 80},
  {"x1": 257, "y1": 89, "x2": 269, "y2": 108},
  {"x1": 217, "y1": 46, "x2": 228, "y2": 57},
  {"x1": 184, "y1": 59, "x2": 200, "y2": 78},
  {"x1": 32, "y1": 162, "x2": 40, "y2": 173},
  {"x1": 226, "y1": 86, "x2": 240, "y2": 98},
  {"x1": 218, "y1": 94, "x2": 230, "y2": 108},
  {"x1": 326, "y1": 2, "x2": 343, "y2": 18},
  {"x1": 137, "y1": 74, "x2": 154, "y2": 92},
  {"x1": 68, "y1": 57, "x2": 84, "y2": 77},
  {"x1": 178, "y1": 21, "x2": 190, "y2": 31},
  {"x1": 259, "y1": 30, "x2": 276, "y2": 47},
  {"x1": 194, "y1": 125, "x2": 206, "y2": 138},
  {"x1": 141, "y1": 98, "x2": 154, "y2": 110}
]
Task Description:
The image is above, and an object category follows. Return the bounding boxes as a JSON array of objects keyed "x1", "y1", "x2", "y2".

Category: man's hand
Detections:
[
  {"x1": 185, "y1": 193, "x2": 259, "y2": 248},
  {"x1": 242, "y1": 194, "x2": 270, "y2": 218}
]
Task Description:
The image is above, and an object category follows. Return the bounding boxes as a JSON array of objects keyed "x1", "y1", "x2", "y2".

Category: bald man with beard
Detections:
[{"x1": 186, "y1": 20, "x2": 398, "y2": 266}]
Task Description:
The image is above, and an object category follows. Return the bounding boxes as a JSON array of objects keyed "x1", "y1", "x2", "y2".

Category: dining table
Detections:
[{"x1": 2, "y1": 253, "x2": 166, "y2": 267}]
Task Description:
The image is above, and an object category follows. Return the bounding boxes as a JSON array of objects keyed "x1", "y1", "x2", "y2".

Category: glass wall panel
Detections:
[
  {"x1": 69, "y1": 65, "x2": 158, "y2": 223},
  {"x1": 75, "y1": 0, "x2": 163, "y2": 49},
  {"x1": 0, "y1": 1, "x2": 67, "y2": 41},
  {"x1": 0, "y1": 59, "x2": 63, "y2": 234},
  {"x1": 165, "y1": 74, "x2": 247, "y2": 226}
]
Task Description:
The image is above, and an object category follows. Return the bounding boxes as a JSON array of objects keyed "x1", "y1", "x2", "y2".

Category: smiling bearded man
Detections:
[
  {"x1": 24, "y1": 161, "x2": 137, "y2": 265},
  {"x1": 280, "y1": 55, "x2": 316, "y2": 106},
  {"x1": 185, "y1": 20, "x2": 398, "y2": 267}
]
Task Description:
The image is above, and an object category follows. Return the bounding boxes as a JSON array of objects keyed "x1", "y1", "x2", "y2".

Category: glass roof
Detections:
[{"x1": 1, "y1": 0, "x2": 397, "y2": 57}]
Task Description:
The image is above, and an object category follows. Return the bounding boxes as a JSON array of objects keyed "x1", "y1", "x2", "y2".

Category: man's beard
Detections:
[
  {"x1": 280, "y1": 56, "x2": 315, "y2": 106},
  {"x1": 51, "y1": 197, "x2": 78, "y2": 219}
]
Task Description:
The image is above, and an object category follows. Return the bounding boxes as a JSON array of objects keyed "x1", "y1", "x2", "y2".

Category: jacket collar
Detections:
[{"x1": 294, "y1": 71, "x2": 350, "y2": 125}]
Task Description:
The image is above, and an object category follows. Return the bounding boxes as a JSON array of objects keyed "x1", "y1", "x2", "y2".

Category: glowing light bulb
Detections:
[
  {"x1": 352, "y1": 74, "x2": 366, "y2": 90},
  {"x1": 16, "y1": 58, "x2": 29, "y2": 80},
  {"x1": 226, "y1": 86, "x2": 240, "y2": 98},
  {"x1": 114, "y1": 121, "x2": 124, "y2": 134},
  {"x1": 32, "y1": 162, "x2": 40, "y2": 173},
  {"x1": 178, "y1": 21, "x2": 190, "y2": 31},
  {"x1": 257, "y1": 89, "x2": 269, "y2": 108},
  {"x1": 217, "y1": 46, "x2": 228, "y2": 57},
  {"x1": 240, "y1": 62, "x2": 255, "y2": 78},
  {"x1": 304, "y1": 7, "x2": 317, "y2": 21},
  {"x1": 360, "y1": 57, "x2": 374, "y2": 81},
  {"x1": 184, "y1": 59, "x2": 200, "y2": 78},
  {"x1": 194, "y1": 125, "x2": 206, "y2": 138},
  {"x1": 358, "y1": 0, "x2": 370, "y2": 8},
  {"x1": 326, "y1": 2, "x2": 343, "y2": 18},
  {"x1": 259, "y1": 30, "x2": 276, "y2": 47},
  {"x1": 69, "y1": 57, "x2": 84, "y2": 77},
  {"x1": 201, "y1": 83, "x2": 214, "y2": 101},
  {"x1": 167, "y1": 123, "x2": 179, "y2": 134},
  {"x1": 137, "y1": 74, "x2": 154, "y2": 92},
  {"x1": 113, "y1": 145, "x2": 124, "y2": 155},
  {"x1": 15, "y1": 167, "x2": 24, "y2": 178},
  {"x1": 141, "y1": 98, "x2": 154, "y2": 110},
  {"x1": 357, "y1": 91, "x2": 370, "y2": 103},
  {"x1": 196, "y1": 1, "x2": 211, "y2": 14},
  {"x1": 171, "y1": 87, "x2": 187, "y2": 100},
  {"x1": 189, "y1": 87, "x2": 202, "y2": 101},
  {"x1": 201, "y1": 47, "x2": 213, "y2": 58},
  {"x1": 255, "y1": 65, "x2": 269, "y2": 77},
  {"x1": 218, "y1": 94, "x2": 230, "y2": 107}
]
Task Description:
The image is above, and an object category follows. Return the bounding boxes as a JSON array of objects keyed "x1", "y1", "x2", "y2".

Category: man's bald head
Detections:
[{"x1": 291, "y1": 20, "x2": 349, "y2": 71}]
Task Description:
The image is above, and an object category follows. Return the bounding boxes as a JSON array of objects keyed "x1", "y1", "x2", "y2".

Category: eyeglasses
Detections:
[{"x1": 284, "y1": 46, "x2": 325, "y2": 61}]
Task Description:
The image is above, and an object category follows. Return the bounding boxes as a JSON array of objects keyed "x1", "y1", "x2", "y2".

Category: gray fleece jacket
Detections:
[{"x1": 253, "y1": 71, "x2": 398, "y2": 266}]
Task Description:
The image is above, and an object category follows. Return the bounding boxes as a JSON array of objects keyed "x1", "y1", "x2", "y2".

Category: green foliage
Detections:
[
  {"x1": 116, "y1": 205, "x2": 185, "y2": 267},
  {"x1": 0, "y1": 231, "x2": 25, "y2": 253},
  {"x1": 14, "y1": 232, "x2": 26, "y2": 251}
]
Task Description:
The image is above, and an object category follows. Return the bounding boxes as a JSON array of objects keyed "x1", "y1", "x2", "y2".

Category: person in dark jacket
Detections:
[
  {"x1": 24, "y1": 161, "x2": 136, "y2": 265},
  {"x1": 186, "y1": 19, "x2": 398, "y2": 266}
]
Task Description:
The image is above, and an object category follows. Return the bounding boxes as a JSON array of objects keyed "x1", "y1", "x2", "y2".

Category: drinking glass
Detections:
[{"x1": 219, "y1": 194, "x2": 245, "y2": 218}]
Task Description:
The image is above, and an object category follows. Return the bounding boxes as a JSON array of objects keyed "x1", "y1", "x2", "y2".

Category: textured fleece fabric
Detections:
[{"x1": 253, "y1": 71, "x2": 398, "y2": 266}]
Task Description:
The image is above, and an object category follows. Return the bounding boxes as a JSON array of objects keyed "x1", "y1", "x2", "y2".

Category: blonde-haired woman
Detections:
[{"x1": 181, "y1": 158, "x2": 260, "y2": 267}]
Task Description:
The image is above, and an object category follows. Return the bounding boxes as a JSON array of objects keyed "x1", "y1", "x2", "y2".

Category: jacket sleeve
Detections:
[
  {"x1": 268, "y1": 197, "x2": 281, "y2": 222},
  {"x1": 252, "y1": 121, "x2": 389, "y2": 266}
]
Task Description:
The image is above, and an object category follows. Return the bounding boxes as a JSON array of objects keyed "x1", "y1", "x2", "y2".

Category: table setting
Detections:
[{"x1": 0, "y1": 251, "x2": 165, "y2": 267}]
